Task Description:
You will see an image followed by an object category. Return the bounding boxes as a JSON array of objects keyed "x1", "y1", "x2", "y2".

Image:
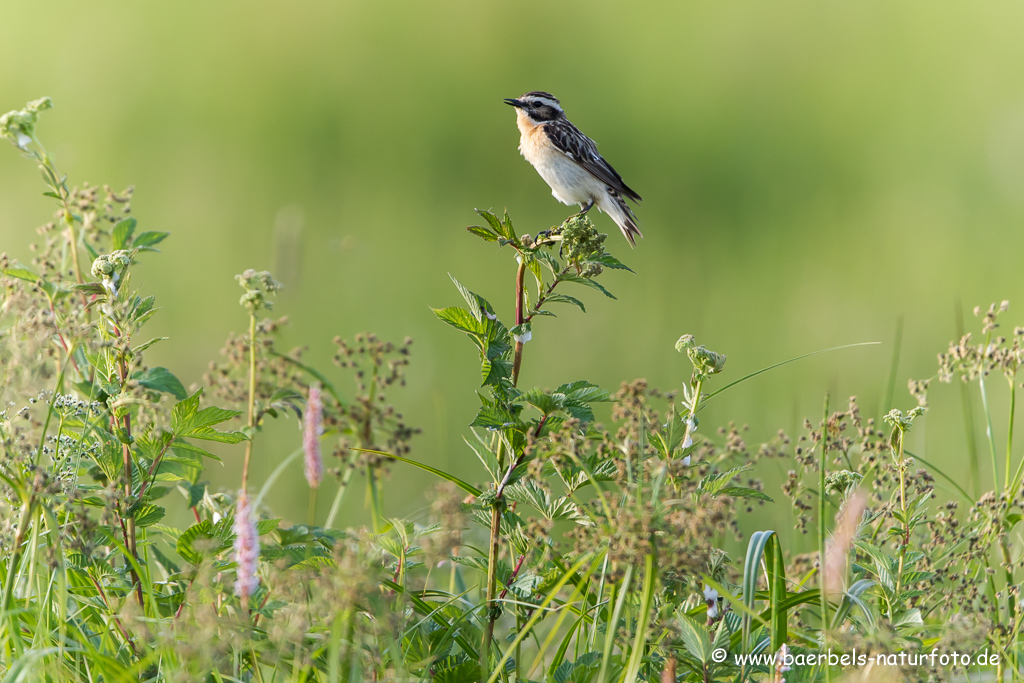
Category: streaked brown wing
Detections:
[{"x1": 544, "y1": 119, "x2": 642, "y2": 202}]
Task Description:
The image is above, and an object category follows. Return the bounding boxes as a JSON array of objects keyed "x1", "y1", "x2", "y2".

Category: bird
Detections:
[{"x1": 504, "y1": 91, "x2": 643, "y2": 245}]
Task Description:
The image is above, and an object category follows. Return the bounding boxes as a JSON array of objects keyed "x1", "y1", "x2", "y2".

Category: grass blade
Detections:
[{"x1": 705, "y1": 342, "x2": 880, "y2": 401}]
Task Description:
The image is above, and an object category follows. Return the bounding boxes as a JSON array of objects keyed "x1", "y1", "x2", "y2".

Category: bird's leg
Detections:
[{"x1": 578, "y1": 199, "x2": 595, "y2": 215}]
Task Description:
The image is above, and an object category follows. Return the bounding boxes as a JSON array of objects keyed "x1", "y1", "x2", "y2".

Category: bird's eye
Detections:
[{"x1": 531, "y1": 101, "x2": 541, "y2": 108}]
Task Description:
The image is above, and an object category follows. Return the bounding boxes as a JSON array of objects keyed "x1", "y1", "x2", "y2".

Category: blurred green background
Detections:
[{"x1": 3, "y1": 1, "x2": 1024, "y2": 549}]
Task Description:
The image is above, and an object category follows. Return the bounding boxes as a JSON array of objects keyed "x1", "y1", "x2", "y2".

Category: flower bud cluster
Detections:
[
  {"x1": 675, "y1": 334, "x2": 727, "y2": 381},
  {"x1": 560, "y1": 214, "x2": 606, "y2": 275},
  {"x1": 236, "y1": 269, "x2": 283, "y2": 313},
  {"x1": 0, "y1": 97, "x2": 52, "y2": 150},
  {"x1": 90, "y1": 250, "x2": 132, "y2": 295}
]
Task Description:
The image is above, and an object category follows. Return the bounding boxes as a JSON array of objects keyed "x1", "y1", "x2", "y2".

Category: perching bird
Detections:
[{"x1": 504, "y1": 91, "x2": 643, "y2": 245}]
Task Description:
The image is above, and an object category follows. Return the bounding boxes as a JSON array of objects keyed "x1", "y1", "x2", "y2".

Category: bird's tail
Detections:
[{"x1": 599, "y1": 191, "x2": 643, "y2": 247}]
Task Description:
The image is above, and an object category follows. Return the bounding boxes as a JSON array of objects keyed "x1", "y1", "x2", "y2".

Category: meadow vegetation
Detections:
[{"x1": 2, "y1": 99, "x2": 1023, "y2": 682}]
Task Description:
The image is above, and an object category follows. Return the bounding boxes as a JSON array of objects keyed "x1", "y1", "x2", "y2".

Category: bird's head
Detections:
[{"x1": 504, "y1": 91, "x2": 564, "y2": 123}]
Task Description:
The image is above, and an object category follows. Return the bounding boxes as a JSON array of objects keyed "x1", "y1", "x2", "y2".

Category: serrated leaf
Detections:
[
  {"x1": 448, "y1": 274, "x2": 483, "y2": 320},
  {"x1": 433, "y1": 306, "x2": 483, "y2": 335},
  {"x1": 585, "y1": 252, "x2": 633, "y2": 273},
  {"x1": 73, "y1": 282, "x2": 107, "y2": 295},
  {"x1": 134, "y1": 504, "x2": 165, "y2": 527},
  {"x1": 471, "y1": 405, "x2": 520, "y2": 430},
  {"x1": 717, "y1": 486, "x2": 773, "y2": 502},
  {"x1": 544, "y1": 292, "x2": 586, "y2": 313},
  {"x1": 133, "y1": 231, "x2": 168, "y2": 248},
  {"x1": 697, "y1": 465, "x2": 752, "y2": 496},
  {"x1": 171, "y1": 439, "x2": 224, "y2": 462},
  {"x1": 557, "y1": 381, "x2": 611, "y2": 404},
  {"x1": 467, "y1": 225, "x2": 498, "y2": 242},
  {"x1": 522, "y1": 388, "x2": 563, "y2": 416},
  {"x1": 3, "y1": 267, "x2": 41, "y2": 283},
  {"x1": 112, "y1": 218, "x2": 137, "y2": 250},
  {"x1": 132, "y1": 337, "x2": 168, "y2": 354},
  {"x1": 187, "y1": 482, "x2": 206, "y2": 508},
  {"x1": 136, "y1": 367, "x2": 187, "y2": 400},
  {"x1": 177, "y1": 520, "x2": 231, "y2": 565},
  {"x1": 561, "y1": 273, "x2": 616, "y2": 299}
]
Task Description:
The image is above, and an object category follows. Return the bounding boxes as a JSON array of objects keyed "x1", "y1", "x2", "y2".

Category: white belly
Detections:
[
  {"x1": 531, "y1": 153, "x2": 604, "y2": 206},
  {"x1": 517, "y1": 124, "x2": 603, "y2": 206}
]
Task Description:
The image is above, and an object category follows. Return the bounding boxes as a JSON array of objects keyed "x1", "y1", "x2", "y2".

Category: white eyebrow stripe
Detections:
[{"x1": 523, "y1": 95, "x2": 562, "y2": 111}]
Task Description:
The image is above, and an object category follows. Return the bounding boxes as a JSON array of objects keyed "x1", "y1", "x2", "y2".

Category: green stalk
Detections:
[
  {"x1": 817, "y1": 394, "x2": 831, "y2": 683},
  {"x1": 242, "y1": 312, "x2": 257, "y2": 491},
  {"x1": 325, "y1": 454, "x2": 357, "y2": 529},
  {"x1": 511, "y1": 258, "x2": 526, "y2": 387},
  {"x1": 1005, "y1": 377, "x2": 1016, "y2": 491},
  {"x1": 598, "y1": 564, "x2": 633, "y2": 683},
  {"x1": 883, "y1": 316, "x2": 903, "y2": 411},
  {"x1": 1004, "y1": 376, "x2": 1017, "y2": 624},
  {"x1": 481, "y1": 502, "x2": 502, "y2": 663},
  {"x1": 954, "y1": 302, "x2": 981, "y2": 495},
  {"x1": 622, "y1": 553, "x2": 656, "y2": 683},
  {"x1": 979, "y1": 332, "x2": 1000, "y2": 494},
  {"x1": 893, "y1": 424, "x2": 909, "y2": 622},
  {"x1": 307, "y1": 488, "x2": 318, "y2": 527}
]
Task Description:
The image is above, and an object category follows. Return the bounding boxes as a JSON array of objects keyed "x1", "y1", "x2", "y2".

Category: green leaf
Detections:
[
  {"x1": 176, "y1": 520, "x2": 231, "y2": 565},
  {"x1": 3, "y1": 267, "x2": 41, "y2": 283},
  {"x1": 467, "y1": 225, "x2": 498, "y2": 242},
  {"x1": 544, "y1": 292, "x2": 586, "y2": 313},
  {"x1": 171, "y1": 390, "x2": 244, "y2": 441},
  {"x1": 557, "y1": 380, "x2": 611, "y2": 404},
  {"x1": 586, "y1": 252, "x2": 633, "y2": 273},
  {"x1": 476, "y1": 209, "x2": 504, "y2": 237},
  {"x1": 132, "y1": 337, "x2": 168, "y2": 354},
  {"x1": 133, "y1": 230, "x2": 169, "y2": 248},
  {"x1": 470, "y1": 404, "x2": 521, "y2": 430},
  {"x1": 448, "y1": 274, "x2": 483, "y2": 320},
  {"x1": 187, "y1": 482, "x2": 206, "y2": 509},
  {"x1": 432, "y1": 306, "x2": 483, "y2": 335},
  {"x1": 73, "y1": 282, "x2": 107, "y2": 296},
  {"x1": 136, "y1": 367, "x2": 187, "y2": 400},
  {"x1": 717, "y1": 486, "x2": 773, "y2": 502},
  {"x1": 676, "y1": 612, "x2": 712, "y2": 664},
  {"x1": 171, "y1": 439, "x2": 224, "y2": 462},
  {"x1": 561, "y1": 273, "x2": 616, "y2": 299},
  {"x1": 522, "y1": 388, "x2": 563, "y2": 416},
  {"x1": 697, "y1": 465, "x2": 751, "y2": 496},
  {"x1": 134, "y1": 504, "x2": 165, "y2": 527},
  {"x1": 112, "y1": 218, "x2": 137, "y2": 250}
]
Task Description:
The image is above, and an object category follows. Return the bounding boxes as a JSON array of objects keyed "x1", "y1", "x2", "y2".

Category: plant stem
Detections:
[
  {"x1": 512, "y1": 258, "x2": 526, "y2": 387},
  {"x1": 979, "y1": 332, "x2": 1000, "y2": 494},
  {"x1": 242, "y1": 312, "x2": 257, "y2": 491},
  {"x1": 482, "y1": 502, "x2": 502, "y2": 663},
  {"x1": 893, "y1": 424, "x2": 909, "y2": 620},
  {"x1": 1006, "y1": 377, "x2": 1016, "y2": 492},
  {"x1": 1, "y1": 497, "x2": 35, "y2": 620},
  {"x1": 325, "y1": 454, "x2": 356, "y2": 529}
]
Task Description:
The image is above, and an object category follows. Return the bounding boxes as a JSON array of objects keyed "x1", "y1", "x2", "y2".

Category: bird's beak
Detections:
[{"x1": 504, "y1": 98, "x2": 524, "y2": 108}]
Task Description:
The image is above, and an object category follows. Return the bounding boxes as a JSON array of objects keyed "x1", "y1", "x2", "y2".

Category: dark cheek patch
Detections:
[{"x1": 533, "y1": 106, "x2": 557, "y2": 122}]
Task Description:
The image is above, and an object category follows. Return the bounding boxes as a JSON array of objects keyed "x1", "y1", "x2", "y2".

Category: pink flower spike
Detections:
[
  {"x1": 233, "y1": 490, "x2": 260, "y2": 604},
  {"x1": 303, "y1": 383, "x2": 324, "y2": 489}
]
